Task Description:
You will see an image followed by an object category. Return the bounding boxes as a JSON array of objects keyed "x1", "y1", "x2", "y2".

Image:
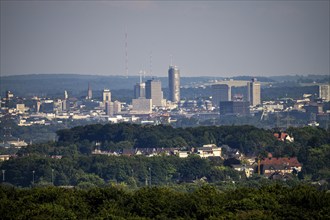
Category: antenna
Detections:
[
  {"x1": 125, "y1": 29, "x2": 128, "y2": 78},
  {"x1": 170, "y1": 54, "x2": 173, "y2": 66},
  {"x1": 149, "y1": 51, "x2": 152, "y2": 77},
  {"x1": 139, "y1": 70, "x2": 142, "y2": 84},
  {"x1": 142, "y1": 64, "x2": 146, "y2": 79}
]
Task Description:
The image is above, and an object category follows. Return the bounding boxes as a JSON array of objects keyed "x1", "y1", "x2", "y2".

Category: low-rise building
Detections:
[{"x1": 197, "y1": 144, "x2": 222, "y2": 158}]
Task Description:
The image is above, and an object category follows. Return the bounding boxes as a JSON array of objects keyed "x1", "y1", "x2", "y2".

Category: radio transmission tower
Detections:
[{"x1": 125, "y1": 30, "x2": 128, "y2": 78}]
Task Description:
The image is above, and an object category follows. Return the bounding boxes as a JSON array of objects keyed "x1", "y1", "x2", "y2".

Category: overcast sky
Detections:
[{"x1": 1, "y1": 1, "x2": 329, "y2": 77}]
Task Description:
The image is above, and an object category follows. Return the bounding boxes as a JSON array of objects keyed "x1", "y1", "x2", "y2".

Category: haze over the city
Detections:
[{"x1": 1, "y1": 1, "x2": 329, "y2": 77}]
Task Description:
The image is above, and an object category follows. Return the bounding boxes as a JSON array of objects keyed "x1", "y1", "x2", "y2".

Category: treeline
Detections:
[
  {"x1": 0, "y1": 184, "x2": 329, "y2": 219},
  {"x1": 0, "y1": 153, "x2": 239, "y2": 188},
  {"x1": 56, "y1": 124, "x2": 276, "y2": 155},
  {"x1": 1, "y1": 125, "x2": 329, "y2": 187}
]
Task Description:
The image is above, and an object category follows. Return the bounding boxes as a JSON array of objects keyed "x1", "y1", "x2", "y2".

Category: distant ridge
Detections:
[{"x1": 1, "y1": 74, "x2": 327, "y2": 98}]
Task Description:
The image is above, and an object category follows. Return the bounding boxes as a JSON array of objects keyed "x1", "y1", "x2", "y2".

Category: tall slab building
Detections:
[
  {"x1": 134, "y1": 82, "x2": 146, "y2": 99},
  {"x1": 247, "y1": 78, "x2": 261, "y2": 106},
  {"x1": 319, "y1": 84, "x2": 330, "y2": 101},
  {"x1": 212, "y1": 84, "x2": 231, "y2": 107},
  {"x1": 168, "y1": 66, "x2": 180, "y2": 103},
  {"x1": 145, "y1": 79, "x2": 163, "y2": 107},
  {"x1": 102, "y1": 89, "x2": 111, "y2": 104}
]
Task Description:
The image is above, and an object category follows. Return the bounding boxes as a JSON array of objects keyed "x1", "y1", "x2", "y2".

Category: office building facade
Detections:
[
  {"x1": 113, "y1": 101, "x2": 122, "y2": 114},
  {"x1": 145, "y1": 79, "x2": 163, "y2": 106},
  {"x1": 105, "y1": 101, "x2": 114, "y2": 116},
  {"x1": 319, "y1": 84, "x2": 330, "y2": 101},
  {"x1": 132, "y1": 98, "x2": 152, "y2": 113},
  {"x1": 212, "y1": 84, "x2": 231, "y2": 107},
  {"x1": 219, "y1": 101, "x2": 250, "y2": 116},
  {"x1": 168, "y1": 66, "x2": 180, "y2": 103},
  {"x1": 134, "y1": 82, "x2": 146, "y2": 99},
  {"x1": 247, "y1": 78, "x2": 261, "y2": 106},
  {"x1": 102, "y1": 89, "x2": 111, "y2": 104}
]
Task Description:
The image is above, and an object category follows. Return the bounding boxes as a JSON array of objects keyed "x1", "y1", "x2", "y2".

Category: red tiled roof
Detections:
[
  {"x1": 261, "y1": 157, "x2": 301, "y2": 167},
  {"x1": 274, "y1": 132, "x2": 289, "y2": 141}
]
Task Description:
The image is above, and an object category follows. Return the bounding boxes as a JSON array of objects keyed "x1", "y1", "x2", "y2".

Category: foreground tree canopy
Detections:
[{"x1": 0, "y1": 184, "x2": 329, "y2": 219}]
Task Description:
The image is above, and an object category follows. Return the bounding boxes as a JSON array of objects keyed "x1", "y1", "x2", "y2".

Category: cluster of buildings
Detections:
[
  {"x1": 1, "y1": 67, "x2": 329, "y2": 130},
  {"x1": 91, "y1": 142, "x2": 302, "y2": 180}
]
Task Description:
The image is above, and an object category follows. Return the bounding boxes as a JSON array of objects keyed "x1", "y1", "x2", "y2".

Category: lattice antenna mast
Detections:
[
  {"x1": 125, "y1": 29, "x2": 128, "y2": 78},
  {"x1": 149, "y1": 51, "x2": 153, "y2": 77}
]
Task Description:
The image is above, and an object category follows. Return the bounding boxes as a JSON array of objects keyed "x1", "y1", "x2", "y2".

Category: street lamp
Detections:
[{"x1": 149, "y1": 167, "x2": 151, "y2": 186}]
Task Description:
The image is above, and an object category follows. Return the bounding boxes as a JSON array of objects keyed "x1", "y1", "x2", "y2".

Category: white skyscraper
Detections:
[{"x1": 168, "y1": 65, "x2": 180, "y2": 103}]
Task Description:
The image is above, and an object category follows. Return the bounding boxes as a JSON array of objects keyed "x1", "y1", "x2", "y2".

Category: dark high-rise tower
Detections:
[
  {"x1": 168, "y1": 66, "x2": 180, "y2": 103},
  {"x1": 212, "y1": 84, "x2": 231, "y2": 107}
]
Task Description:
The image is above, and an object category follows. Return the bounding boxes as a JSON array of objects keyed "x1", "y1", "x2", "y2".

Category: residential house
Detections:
[
  {"x1": 0, "y1": 155, "x2": 11, "y2": 161},
  {"x1": 274, "y1": 132, "x2": 294, "y2": 142},
  {"x1": 232, "y1": 164, "x2": 255, "y2": 178},
  {"x1": 260, "y1": 156, "x2": 302, "y2": 177}
]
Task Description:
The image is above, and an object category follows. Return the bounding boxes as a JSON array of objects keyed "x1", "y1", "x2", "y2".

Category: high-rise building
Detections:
[
  {"x1": 247, "y1": 78, "x2": 261, "y2": 106},
  {"x1": 63, "y1": 100, "x2": 67, "y2": 112},
  {"x1": 113, "y1": 101, "x2": 122, "y2": 114},
  {"x1": 145, "y1": 79, "x2": 163, "y2": 106},
  {"x1": 102, "y1": 89, "x2": 111, "y2": 104},
  {"x1": 87, "y1": 83, "x2": 92, "y2": 100},
  {"x1": 36, "y1": 100, "x2": 41, "y2": 113},
  {"x1": 105, "y1": 101, "x2": 114, "y2": 116},
  {"x1": 212, "y1": 84, "x2": 231, "y2": 107},
  {"x1": 134, "y1": 82, "x2": 146, "y2": 99},
  {"x1": 54, "y1": 99, "x2": 63, "y2": 113},
  {"x1": 168, "y1": 65, "x2": 180, "y2": 103},
  {"x1": 64, "y1": 90, "x2": 68, "y2": 100},
  {"x1": 319, "y1": 84, "x2": 330, "y2": 101},
  {"x1": 6, "y1": 91, "x2": 14, "y2": 100}
]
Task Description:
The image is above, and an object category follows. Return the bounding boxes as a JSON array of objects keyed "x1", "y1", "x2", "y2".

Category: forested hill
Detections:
[
  {"x1": 56, "y1": 124, "x2": 276, "y2": 155},
  {"x1": 1, "y1": 124, "x2": 329, "y2": 187}
]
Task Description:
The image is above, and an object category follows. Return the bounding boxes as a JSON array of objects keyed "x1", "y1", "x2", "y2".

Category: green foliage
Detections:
[
  {"x1": 0, "y1": 184, "x2": 329, "y2": 219},
  {"x1": 56, "y1": 124, "x2": 277, "y2": 155},
  {"x1": 2, "y1": 124, "x2": 330, "y2": 188}
]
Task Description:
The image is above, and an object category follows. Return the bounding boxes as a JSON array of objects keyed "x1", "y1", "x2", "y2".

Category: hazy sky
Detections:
[{"x1": 1, "y1": 1, "x2": 329, "y2": 77}]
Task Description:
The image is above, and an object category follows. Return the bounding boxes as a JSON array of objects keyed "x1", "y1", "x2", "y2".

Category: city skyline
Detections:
[{"x1": 1, "y1": 1, "x2": 329, "y2": 77}]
